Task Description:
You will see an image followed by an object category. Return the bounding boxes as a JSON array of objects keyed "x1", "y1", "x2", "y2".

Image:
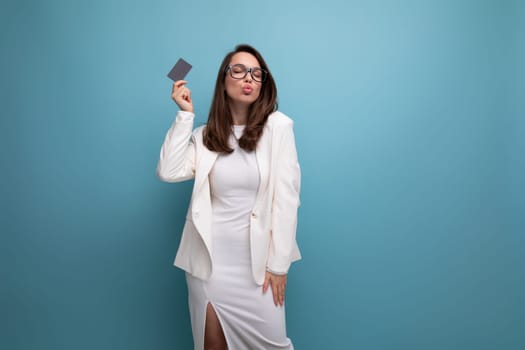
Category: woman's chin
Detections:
[{"x1": 231, "y1": 96, "x2": 258, "y2": 107}]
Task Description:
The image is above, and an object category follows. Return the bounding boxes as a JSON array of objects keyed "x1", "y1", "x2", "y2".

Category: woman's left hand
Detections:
[{"x1": 263, "y1": 271, "x2": 287, "y2": 306}]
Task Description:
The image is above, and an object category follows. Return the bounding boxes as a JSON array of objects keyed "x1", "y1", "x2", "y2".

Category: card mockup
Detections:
[{"x1": 167, "y1": 58, "x2": 192, "y2": 81}]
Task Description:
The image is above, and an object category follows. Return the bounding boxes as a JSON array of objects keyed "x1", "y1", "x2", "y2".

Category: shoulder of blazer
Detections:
[
  {"x1": 266, "y1": 111, "x2": 294, "y2": 131},
  {"x1": 191, "y1": 124, "x2": 207, "y2": 144},
  {"x1": 192, "y1": 124, "x2": 206, "y2": 136}
]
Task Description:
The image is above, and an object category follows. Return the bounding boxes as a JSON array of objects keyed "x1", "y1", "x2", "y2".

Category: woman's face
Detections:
[{"x1": 224, "y1": 52, "x2": 263, "y2": 108}]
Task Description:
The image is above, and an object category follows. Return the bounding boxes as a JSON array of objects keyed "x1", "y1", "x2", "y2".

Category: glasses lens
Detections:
[
  {"x1": 230, "y1": 64, "x2": 247, "y2": 79},
  {"x1": 251, "y1": 68, "x2": 266, "y2": 82}
]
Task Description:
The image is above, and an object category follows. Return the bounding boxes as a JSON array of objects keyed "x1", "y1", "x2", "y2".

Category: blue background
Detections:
[{"x1": 1, "y1": 0, "x2": 523, "y2": 349}]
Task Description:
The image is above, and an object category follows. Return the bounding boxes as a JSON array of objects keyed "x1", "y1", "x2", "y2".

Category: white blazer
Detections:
[{"x1": 157, "y1": 110, "x2": 301, "y2": 285}]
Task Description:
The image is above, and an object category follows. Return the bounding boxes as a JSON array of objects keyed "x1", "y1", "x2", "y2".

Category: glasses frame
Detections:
[{"x1": 225, "y1": 64, "x2": 268, "y2": 83}]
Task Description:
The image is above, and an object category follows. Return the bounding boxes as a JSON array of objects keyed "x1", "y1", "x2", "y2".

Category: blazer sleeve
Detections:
[
  {"x1": 267, "y1": 120, "x2": 301, "y2": 274},
  {"x1": 156, "y1": 111, "x2": 197, "y2": 182}
]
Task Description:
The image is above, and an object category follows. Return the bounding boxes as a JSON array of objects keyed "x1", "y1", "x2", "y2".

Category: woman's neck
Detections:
[{"x1": 230, "y1": 103, "x2": 249, "y2": 125}]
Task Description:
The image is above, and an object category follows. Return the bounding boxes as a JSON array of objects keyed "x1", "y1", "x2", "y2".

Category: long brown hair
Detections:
[{"x1": 203, "y1": 44, "x2": 278, "y2": 153}]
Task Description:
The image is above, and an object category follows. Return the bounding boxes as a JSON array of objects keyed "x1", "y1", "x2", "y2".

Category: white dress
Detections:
[{"x1": 185, "y1": 125, "x2": 294, "y2": 350}]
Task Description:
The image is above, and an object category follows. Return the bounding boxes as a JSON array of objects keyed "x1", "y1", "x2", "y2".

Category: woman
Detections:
[{"x1": 157, "y1": 44, "x2": 301, "y2": 350}]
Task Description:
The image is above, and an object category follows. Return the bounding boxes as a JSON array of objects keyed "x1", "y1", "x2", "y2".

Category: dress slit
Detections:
[{"x1": 203, "y1": 301, "x2": 230, "y2": 349}]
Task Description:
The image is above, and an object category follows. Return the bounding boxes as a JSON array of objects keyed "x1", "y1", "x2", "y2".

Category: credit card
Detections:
[{"x1": 167, "y1": 58, "x2": 192, "y2": 81}]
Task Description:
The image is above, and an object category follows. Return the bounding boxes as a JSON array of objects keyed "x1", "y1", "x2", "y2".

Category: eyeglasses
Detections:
[{"x1": 225, "y1": 64, "x2": 268, "y2": 83}]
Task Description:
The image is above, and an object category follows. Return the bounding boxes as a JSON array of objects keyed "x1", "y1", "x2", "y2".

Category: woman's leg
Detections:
[{"x1": 204, "y1": 303, "x2": 227, "y2": 350}]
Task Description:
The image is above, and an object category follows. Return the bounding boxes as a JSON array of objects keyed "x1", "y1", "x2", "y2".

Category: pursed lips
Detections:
[{"x1": 242, "y1": 84, "x2": 253, "y2": 94}]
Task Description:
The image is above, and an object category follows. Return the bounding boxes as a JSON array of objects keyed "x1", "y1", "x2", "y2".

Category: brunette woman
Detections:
[{"x1": 157, "y1": 44, "x2": 301, "y2": 350}]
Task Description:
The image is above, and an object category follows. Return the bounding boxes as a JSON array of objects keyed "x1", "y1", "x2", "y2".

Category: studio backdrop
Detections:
[{"x1": 2, "y1": 0, "x2": 523, "y2": 349}]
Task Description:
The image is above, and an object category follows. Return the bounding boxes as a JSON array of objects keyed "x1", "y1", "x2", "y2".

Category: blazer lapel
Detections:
[
  {"x1": 194, "y1": 145, "x2": 218, "y2": 194},
  {"x1": 255, "y1": 125, "x2": 271, "y2": 202}
]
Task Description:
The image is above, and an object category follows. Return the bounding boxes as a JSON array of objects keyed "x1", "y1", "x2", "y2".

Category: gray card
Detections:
[{"x1": 167, "y1": 58, "x2": 192, "y2": 81}]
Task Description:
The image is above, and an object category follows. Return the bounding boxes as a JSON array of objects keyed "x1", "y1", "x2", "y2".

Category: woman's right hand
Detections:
[{"x1": 171, "y1": 80, "x2": 194, "y2": 113}]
